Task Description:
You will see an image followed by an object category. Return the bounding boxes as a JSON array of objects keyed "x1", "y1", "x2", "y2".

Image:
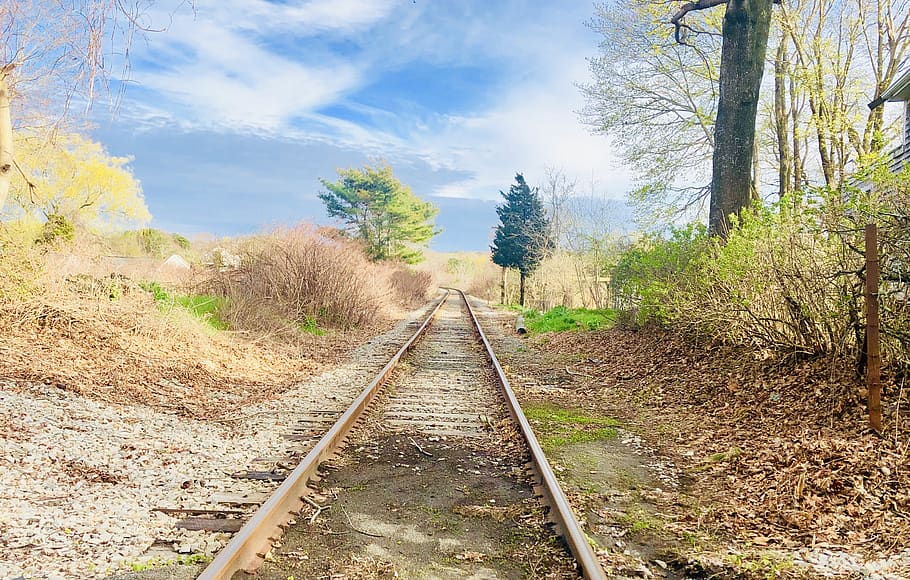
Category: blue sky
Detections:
[{"x1": 92, "y1": 0, "x2": 633, "y2": 252}]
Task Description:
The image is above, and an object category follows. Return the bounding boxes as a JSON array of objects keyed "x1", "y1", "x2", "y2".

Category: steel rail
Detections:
[
  {"x1": 457, "y1": 289, "x2": 608, "y2": 580},
  {"x1": 197, "y1": 290, "x2": 451, "y2": 579}
]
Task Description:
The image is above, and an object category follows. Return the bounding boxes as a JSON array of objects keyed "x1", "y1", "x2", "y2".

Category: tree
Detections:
[
  {"x1": 319, "y1": 162, "x2": 438, "y2": 264},
  {"x1": 580, "y1": 2, "x2": 721, "y2": 223},
  {"x1": 491, "y1": 173, "x2": 552, "y2": 306},
  {"x1": 1, "y1": 1, "x2": 169, "y2": 212},
  {"x1": 8, "y1": 132, "x2": 150, "y2": 231},
  {"x1": 672, "y1": 0, "x2": 775, "y2": 237}
]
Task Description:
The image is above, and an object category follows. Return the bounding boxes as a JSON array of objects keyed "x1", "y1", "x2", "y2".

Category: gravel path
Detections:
[{"x1": 0, "y1": 299, "x2": 437, "y2": 579}]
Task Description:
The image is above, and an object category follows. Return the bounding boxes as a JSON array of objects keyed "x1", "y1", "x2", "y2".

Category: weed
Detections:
[
  {"x1": 619, "y1": 507, "x2": 663, "y2": 536},
  {"x1": 140, "y1": 281, "x2": 227, "y2": 330},
  {"x1": 727, "y1": 551, "x2": 795, "y2": 580}
]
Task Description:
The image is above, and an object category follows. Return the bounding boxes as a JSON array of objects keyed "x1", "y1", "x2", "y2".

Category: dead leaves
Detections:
[{"x1": 519, "y1": 326, "x2": 910, "y2": 558}]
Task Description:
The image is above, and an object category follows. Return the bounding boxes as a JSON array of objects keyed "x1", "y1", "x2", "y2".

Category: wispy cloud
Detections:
[{"x1": 104, "y1": 0, "x2": 632, "y2": 239}]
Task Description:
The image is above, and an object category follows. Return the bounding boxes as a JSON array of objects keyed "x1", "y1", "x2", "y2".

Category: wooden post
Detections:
[{"x1": 865, "y1": 224, "x2": 883, "y2": 433}]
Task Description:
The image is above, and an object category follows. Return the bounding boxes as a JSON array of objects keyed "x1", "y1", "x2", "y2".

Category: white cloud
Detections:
[{"x1": 118, "y1": 0, "x2": 630, "y2": 204}]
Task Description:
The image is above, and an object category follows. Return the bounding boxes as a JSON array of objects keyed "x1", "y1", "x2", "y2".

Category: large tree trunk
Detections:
[
  {"x1": 0, "y1": 69, "x2": 13, "y2": 212},
  {"x1": 708, "y1": 0, "x2": 774, "y2": 238}
]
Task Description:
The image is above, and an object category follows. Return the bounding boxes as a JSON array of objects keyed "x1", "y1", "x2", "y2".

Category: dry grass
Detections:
[{"x1": 0, "y1": 229, "x2": 392, "y2": 419}]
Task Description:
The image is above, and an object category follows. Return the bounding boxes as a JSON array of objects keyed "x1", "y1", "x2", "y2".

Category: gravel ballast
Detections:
[{"x1": 0, "y1": 302, "x2": 434, "y2": 579}]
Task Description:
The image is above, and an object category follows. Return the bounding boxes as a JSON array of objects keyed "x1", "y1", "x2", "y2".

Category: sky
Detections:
[{"x1": 90, "y1": 0, "x2": 634, "y2": 252}]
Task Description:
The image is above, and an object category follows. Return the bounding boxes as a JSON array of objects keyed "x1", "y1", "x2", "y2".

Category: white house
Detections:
[{"x1": 870, "y1": 66, "x2": 910, "y2": 172}]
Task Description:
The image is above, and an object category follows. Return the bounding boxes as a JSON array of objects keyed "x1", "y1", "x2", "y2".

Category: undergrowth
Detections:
[
  {"x1": 524, "y1": 305, "x2": 616, "y2": 333},
  {"x1": 139, "y1": 281, "x2": 227, "y2": 330}
]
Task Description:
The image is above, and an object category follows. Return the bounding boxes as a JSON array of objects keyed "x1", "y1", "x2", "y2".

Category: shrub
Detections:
[
  {"x1": 387, "y1": 267, "x2": 434, "y2": 307},
  {"x1": 204, "y1": 226, "x2": 392, "y2": 332},
  {"x1": 38, "y1": 214, "x2": 75, "y2": 246},
  {"x1": 610, "y1": 223, "x2": 708, "y2": 325}
]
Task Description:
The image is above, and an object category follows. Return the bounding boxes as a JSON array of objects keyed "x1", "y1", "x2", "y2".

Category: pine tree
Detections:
[
  {"x1": 491, "y1": 173, "x2": 552, "y2": 306},
  {"x1": 319, "y1": 162, "x2": 438, "y2": 264}
]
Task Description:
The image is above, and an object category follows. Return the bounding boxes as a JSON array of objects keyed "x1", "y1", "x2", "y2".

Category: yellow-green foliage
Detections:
[
  {"x1": 8, "y1": 131, "x2": 150, "y2": 231},
  {"x1": 611, "y1": 158, "x2": 910, "y2": 364}
]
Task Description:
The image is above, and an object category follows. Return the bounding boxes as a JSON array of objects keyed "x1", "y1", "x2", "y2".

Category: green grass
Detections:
[
  {"x1": 298, "y1": 316, "x2": 325, "y2": 335},
  {"x1": 523, "y1": 306, "x2": 616, "y2": 333},
  {"x1": 523, "y1": 404, "x2": 620, "y2": 452},
  {"x1": 140, "y1": 281, "x2": 227, "y2": 330}
]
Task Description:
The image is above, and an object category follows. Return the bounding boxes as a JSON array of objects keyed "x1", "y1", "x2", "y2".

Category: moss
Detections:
[{"x1": 523, "y1": 404, "x2": 620, "y2": 452}]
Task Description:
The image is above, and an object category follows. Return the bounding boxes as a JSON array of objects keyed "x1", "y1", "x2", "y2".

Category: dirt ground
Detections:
[{"x1": 246, "y1": 432, "x2": 578, "y2": 579}]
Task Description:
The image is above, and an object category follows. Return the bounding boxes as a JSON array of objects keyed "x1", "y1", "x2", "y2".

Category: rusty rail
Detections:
[
  {"x1": 457, "y1": 289, "x2": 607, "y2": 580},
  {"x1": 197, "y1": 288, "x2": 606, "y2": 579},
  {"x1": 197, "y1": 291, "x2": 451, "y2": 578}
]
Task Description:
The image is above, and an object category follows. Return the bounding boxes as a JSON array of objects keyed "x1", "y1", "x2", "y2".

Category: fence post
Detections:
[{"x1": 865, "y1": 223, "x2": 883, "y2": 433}]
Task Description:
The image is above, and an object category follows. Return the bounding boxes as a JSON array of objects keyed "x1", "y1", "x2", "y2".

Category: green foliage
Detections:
[
  {"x1": 524, "y1": 306, "x2": 616, "y2": 333},
  {"x1": 172, "y1": 233, "x2": 191, "y2": 250},
  {"x1": 298, "y1": 316, "x2": 325, "y2": 335},
  {"x1": 491, "y1": 173, "x2": 553, "y2": 275},
  {"x1": 318, "y1": 162, "x2": 438, "y2": 264},
  {"x1": 37, "y1": 213, "x2": 75, "y2": 245},
  {"x1": 138, "y1": 228, "x2": 169, "y2": 257},
  {"x1": 524, "y1": 404, "x2": 619, "y2": 452},
  {"x1": 140, "y1": 281, "x2": 227, "y2": 330},
  {"x1": 610, "y1": 223, "x2": 709, "y2": 324},
  {"x1": 12, "y1": 132, "x2": 150, "y2": 229}
]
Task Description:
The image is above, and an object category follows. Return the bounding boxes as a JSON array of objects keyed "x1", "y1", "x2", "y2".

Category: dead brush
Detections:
[
  {"x1": 385, "y1": 267, "x2": 434, "y2": 307},
  {"x1": 204, "y1": 226, "x2": 394, "y2": 333}
]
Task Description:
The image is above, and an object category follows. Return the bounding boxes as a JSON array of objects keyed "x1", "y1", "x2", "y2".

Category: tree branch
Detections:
[{"x1": 671, "y1": 0, "x2": 729, "y2": 45}]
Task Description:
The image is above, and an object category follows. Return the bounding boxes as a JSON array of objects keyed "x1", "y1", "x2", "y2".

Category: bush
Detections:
[
  {"x1": 38, "y1": 214, "x2": 75, "y2": 246},
  {"x1": 204, "y1": 226, "x2": 393, "y2": 332},
  {"x1": 138, "y1": 228, "x2": 168, "y2": 257},
  {"x1": 387, "y1": 268, "x2": 434, "y2": 307},
  {"x1": 610, "y1": 224, "x2": 708, "y2": 325}
]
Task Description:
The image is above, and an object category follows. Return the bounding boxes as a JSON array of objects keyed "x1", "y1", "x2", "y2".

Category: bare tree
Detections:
[
  {"x1": 0, "y1": 0, "x2": 179, "y2": 211},
  {"x1": 540, "y1": 167, "x2": 576, "y2": 251}
]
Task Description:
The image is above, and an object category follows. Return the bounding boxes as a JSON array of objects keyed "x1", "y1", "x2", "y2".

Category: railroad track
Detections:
[{"x1": 197, "y1": 289, "x2": 606, "y2": 579}]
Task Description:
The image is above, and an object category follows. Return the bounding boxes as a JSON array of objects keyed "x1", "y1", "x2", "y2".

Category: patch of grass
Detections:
[
  {"x1": 140, "y1": 281, "x2": 227, "y2": 330},
  {"x1": 127, "y1": 553, "x2": 211, "y2": 572},
  {"x1": 619, "y1": 507, "x2": 663, "y2": 537},
  {"x1": 298, "y1": 315, "x2": 325, "y2": 335},
  {"x1": 175, "y1": 295, "x2": 228, "y2": 330},
  {"x1": 523, "y1": 404, "x2": 620, "y2": 452},
  {"x1": 727, "y1": 551, "x2": 795, "y2": 580},
  {"x1": 523, "y1": 306, "x2": 616, "y2": 333}
]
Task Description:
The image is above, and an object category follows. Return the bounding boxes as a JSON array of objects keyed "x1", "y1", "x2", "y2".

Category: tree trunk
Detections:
[
  {"x1": 519, "y1": 270, "x2": 526, "y2": 307},
  {"x1": 773, "y1": 37, "x2": 792, "y2": 199},
  {"x1": 708, "y1": 0, "x2": 774, "y2": 238},
  {"x1": 500, "y1": 267, "x2": 506, "y2": 305},
  {"x1": 0, "y1": 70, "x2": 13, "y2": 212}
]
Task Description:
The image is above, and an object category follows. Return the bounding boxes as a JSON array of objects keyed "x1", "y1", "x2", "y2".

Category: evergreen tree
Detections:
[
  {"x1": 491, "y1": 173, "x2": 552, "y2": 306},
  {"x1": 319, "y1": 162, "x2": 438, "y2": 264}
]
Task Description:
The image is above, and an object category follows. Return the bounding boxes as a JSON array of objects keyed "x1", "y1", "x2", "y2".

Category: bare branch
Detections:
[{"x1": 671, "y1": 0, "x2": 728, "y2": 44}]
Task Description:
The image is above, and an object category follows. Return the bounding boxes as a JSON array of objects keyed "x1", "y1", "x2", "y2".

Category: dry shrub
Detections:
[
  {"x1": 205, "y1": 226, "x2": 394, "y2": 332},
  {"x1": 386, "y1": 267, "x2": 433, "y2": 307},
  {"x1": 0, "y1": 231, "x2": 318, "y2": 417}
]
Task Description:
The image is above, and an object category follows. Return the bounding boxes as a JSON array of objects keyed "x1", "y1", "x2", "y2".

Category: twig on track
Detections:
[
  {"x1": 302, "y1": 495, "x2": 331, "y2": 524},
  {"x1": 339, "y1": 502, "x2": 384, "y2": 537},
  {"x1": 408, "y1": 436, "x2": 433, "y2": 457}
]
